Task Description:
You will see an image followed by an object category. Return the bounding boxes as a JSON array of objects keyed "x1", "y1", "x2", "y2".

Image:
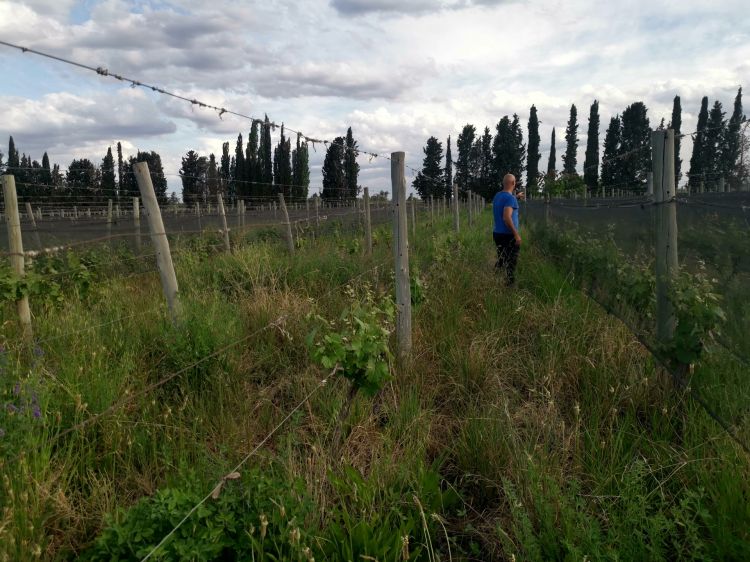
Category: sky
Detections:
[{"x1": 0, "y1": 0, "x2": 748, "y2": 198}]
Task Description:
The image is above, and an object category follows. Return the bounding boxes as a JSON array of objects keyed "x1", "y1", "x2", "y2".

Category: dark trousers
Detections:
[{"x1": 493, "y1": 232, "x2": 519, "y2": 285}]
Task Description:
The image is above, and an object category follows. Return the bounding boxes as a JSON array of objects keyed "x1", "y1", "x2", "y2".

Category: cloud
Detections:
[
  {"x1": 331, "y1": 0, "x2": 511, "y2": 16},
  {"x1": 0, "y1": 89, "x2": 176, "y2": 160}
]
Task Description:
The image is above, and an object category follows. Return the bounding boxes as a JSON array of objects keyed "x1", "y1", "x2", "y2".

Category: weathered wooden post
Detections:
[
  {"x1": 391, "y1": 152, "x2": 412, "y2": 357},
  {"x1": 133, "y1": 196, "x2": 142, "y2": 252},
  {"x1": 364, "y1": 187, "x2": 373, "y2": 256},
  {"x1": 652, "y1": 129, "x2": 678, "y2": 344},
  {"x1": 106, "y1": 199, "x2": 113, "y2": 239},
  {"x1": 718, "y1": 177, "x2": 725, "y2": 193},
  {"x1": 468, "y1": 191, "x2": 474, "y2": 226},
  {"x1": 278, "y1": 193, "x2": 294, "y2": 254},
  {"x1": 2, "y1": 175, "x2": 32, "y2": 340},
  {"x1": 410, "y1": 197, "x2": 416, "y2": 239},
  {"x1": 133, "y1": 162, "x2": 181, "y2": 324},
  {"x1": 647, "y1": 172, "x2": 654, "y2": 197},
  {"x1": 25, "y1": 201, "x2": 42, "y2": 250},
  {"x1": 452, "y1": 184, "x2": 459, "y2": 232},
  {"x1": 217, "y1": 193, "x2": 231, "y2": 252},
  {"x1": 429, "y1": 195, "x2": 434, "y2": 225}
]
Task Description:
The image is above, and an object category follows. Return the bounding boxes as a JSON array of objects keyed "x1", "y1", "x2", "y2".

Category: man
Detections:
[{"x1": 492, "y1": 173, "x2": 523, "y2": 286}]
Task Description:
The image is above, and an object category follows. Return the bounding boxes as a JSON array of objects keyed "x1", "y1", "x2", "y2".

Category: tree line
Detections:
[
  {"x1": 413, "y1": 87, "x2": 746, "y2": 200},
  {"x1": 1, "y1": 137, "x2": 169, "y2": 204}
]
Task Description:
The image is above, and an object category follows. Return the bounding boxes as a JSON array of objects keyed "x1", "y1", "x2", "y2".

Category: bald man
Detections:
[{"x1": 492, "y1": 174, "x2": 522, "y2": 286}]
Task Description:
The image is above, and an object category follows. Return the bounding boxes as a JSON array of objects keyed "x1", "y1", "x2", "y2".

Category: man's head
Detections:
[{"x1": 502, "y1": 173, "x2": 516, "y2": 192}]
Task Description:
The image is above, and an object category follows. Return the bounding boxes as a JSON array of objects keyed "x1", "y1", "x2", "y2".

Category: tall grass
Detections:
[{"x1": 0, "y1": 210, "x2": 747, "y2": 561}]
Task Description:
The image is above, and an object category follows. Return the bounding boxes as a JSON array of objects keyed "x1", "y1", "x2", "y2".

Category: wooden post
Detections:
[
  {"x1": 647, "y1": 172, "x2": 654, "y2": 197},
  {"x1": 364, "y1": 187, "x2": 373, "y2": 256},
  {"x1": 410, "y1": 198, "x2": 416, "y2": 239},
  {"x1": 429, "y1": 195, "x2": 434, "y2": 225},
  {"x1": 133, "y1": 197, "x2": 142, "y2": 252},
  {"x1": 2, "y1": 175, "x2": 32, "y2": 340},
  {"x1": 718, "y1": 177, "x2": 725, "y2": 193},
  {"x1": 236, "y1": 198, "x2": 242, "y2": 227},
  {"x1": 652, "y1": 129, "x2": 678, "y2": 344},
  {"x1": 217, "y1": 193, "x2": 231, "y2": 252},
  {"x1": 452, "y1": 183, "x2": 459, "y2": 232},
  {"x1": 278, "y1": 193, "x2": 294, "y2": 254},
  {"x1": 133, "y1": 162, "x2": 181, "y2": 324},
  {"x1": 391, "y1": 152, "x2": 412, "y2": 357},
  {"x1": 107, "y1": 199, "x2": 113, "y2": 238},
  {"x1": 468, "y1": 191, "x2": 474, "y2": 226}
]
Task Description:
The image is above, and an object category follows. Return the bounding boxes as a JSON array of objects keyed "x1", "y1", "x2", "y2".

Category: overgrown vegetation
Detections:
[{"x1": 1, "y1": 209, "x2": 748, "y2": 561}]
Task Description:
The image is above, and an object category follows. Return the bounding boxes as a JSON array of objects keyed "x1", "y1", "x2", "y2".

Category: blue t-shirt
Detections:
[{"x1": 493, "y1": 191, "x2": 519, "y2": 234}]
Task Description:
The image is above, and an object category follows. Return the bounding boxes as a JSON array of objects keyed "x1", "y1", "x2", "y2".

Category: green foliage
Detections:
[
  {"x1": 83, "y1": 469, "x2": 315, "y2": 562},
  {"x1": 307, "y1": 285, "x2": 394, "y2": 396},
  {"x1": 501, "y1": 461, "x2": 715, "y2": 561},
  {"x1": 531, "y1": 222, "x2": 724, "y2": 367},
  {"x1": 0, "y1": 252, "x2": 92, "y2": 306},
  {"x1": 323, "y1": 464, "x2": 457, "y2": 561}
]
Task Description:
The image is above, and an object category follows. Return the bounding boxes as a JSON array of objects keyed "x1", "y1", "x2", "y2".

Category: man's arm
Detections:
[{"x1": 503, "y1": 206, "x2": 521, "y2": 245}]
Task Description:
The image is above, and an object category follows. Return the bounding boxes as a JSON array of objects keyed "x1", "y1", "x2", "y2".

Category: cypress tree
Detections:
[
  {"x1": 292, "y1": 133, "x2": 310, "y2": 199},
  {"x1": 546, "y1": 128, "x2": 556, "y2": 179},
  {"x1": 688, "y1": 97, "x2": 710, "y2": 191},
  {"x1": 583, "y1": 100, "x2": 600, "y2": 192},
  {"x1": 455, "y1": 124, "x2": 476, "y2": 197},
  {"x1": 259, "y1": 116, "x2": 273, "y2": 196},
  {"x1": 101, "y1": 147, "x2": 116, "y2": 197},
  {"x1": 705, "y1": 100, "x2": 727, "y2": 188},
  {"x1": 510, "y1": 114, "x2": 526, "y2": 190},
  {"x1": 344, "y1": 127, "x2": 360, "y2": 199},
  {"x1": 475, "y1": 127, "x2": 493, "y2": 200},
  {"x1": 40, "y1": 152, "x2": 52, "y2": 186},
  {"x1": 669, "y1": 96, "x2": 682, "y2": 186},
  {"x1": 412, "y1": 136, "x2": 443, "y2": 200},
  {"x1": 130, "y1": 151, "x2": 168, "y2": 203},
  {"x1": 563, "y1": 104, "x2": 578, "y2": 175},
  {"x1": 620, "y1": 101, "x2": 651, "y2": 191},
  {"x1": 527, "y1": 105, "x2": 541, "y2": 194},
  {"x1": 7, "y1": 136, "x2": 19, "y2": 172},
  {"x1": 220, "y1": 142, "x2": 231, "y2": 195},
  {"x1": 321, "y1": 136, "x2": 345, "y2": 201},
  {"x1": 246, "y1": 122, "x2": 259, "y2": 194},
  {"x1": 117, "y1": 142, "x2": 123, "y2": 199},
  {"x1": 601, "y1": 116, "x2": 622, "y2": 190},
  {"x1": 273, "y1": 125, "x2": 293, "y2": 197},
  {"x1": 724, "y1": 87, "x2": 744, "y2": 189},
  {"x1": 444, "y1": 135, "x2": 453, "y2": 200},
  {"x1": 207, "y1": 154, "x2": 219, "y2": 197},
  {"x1": 491, "y1": 116, "x2": 516, "y2": 199},
  {"x1": 234, "y1": 133, "x2": 245, "y2": 197}
]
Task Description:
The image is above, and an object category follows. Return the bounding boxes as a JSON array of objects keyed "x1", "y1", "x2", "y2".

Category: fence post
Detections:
[
  {"x1": 652, "y1": 129, "x2": 678, "y2": 344},
  {"x1": 278, "y1": 193, "x2": 294, "y2": 254},
  {"x1": 2, "y1": 175, "x2": 32, "y2": 340},
  {"x1": 364, "y1": 187, "x2": 373, "y2": 256},
  {"x1": 429, "y1": 195, "x2": 434, "y2": 225},
  {"x1": 217, "y1": 193, "x2": 231, "y2": 252},
  {"x1": 133, "y1": 196, "x2": 142, "y2": 252},
  {"x1": 391, "y1": 152, "x2": 412, "y2": 358},
  {"x1": 25, "y1": 201, "x2": 42, "y2": 250},
  {"x1": 647, "y1": 172, "x2": 654, "y2": 197},
  {"x1": 718, "y1": 177, "x2": 725, "y2": 193},
  {"x1": 107, "y1": 199, "x2": 113, "y2": 238},
  {"x1": 453, "y1": 183, "x2": 459, "y2": 232},
  {"x1": 410, "y1": 197, "x2": 416, "y2": 239},
  {"x1": 468, "y1": 191, "x2": 474, "y2": 226},
  {"x1": 314, "y1": 196, "x2": 320, "y2": 229},
  {"x1": 133, "y1": 162, "x2": 181, "y2": 324}
]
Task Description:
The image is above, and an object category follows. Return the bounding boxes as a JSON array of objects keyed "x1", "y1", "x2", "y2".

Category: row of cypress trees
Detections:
[
  {"x1": 1, "y1": 137, "x2": 169, "y2": 203},
  {"x1": 413, "y1": 87, "x2": 745, "y2": 199}
]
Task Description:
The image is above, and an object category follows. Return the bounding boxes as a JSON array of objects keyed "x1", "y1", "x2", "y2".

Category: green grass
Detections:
[{"x1": 0, "y1": 209, "x2": 748, "y2": 561}]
